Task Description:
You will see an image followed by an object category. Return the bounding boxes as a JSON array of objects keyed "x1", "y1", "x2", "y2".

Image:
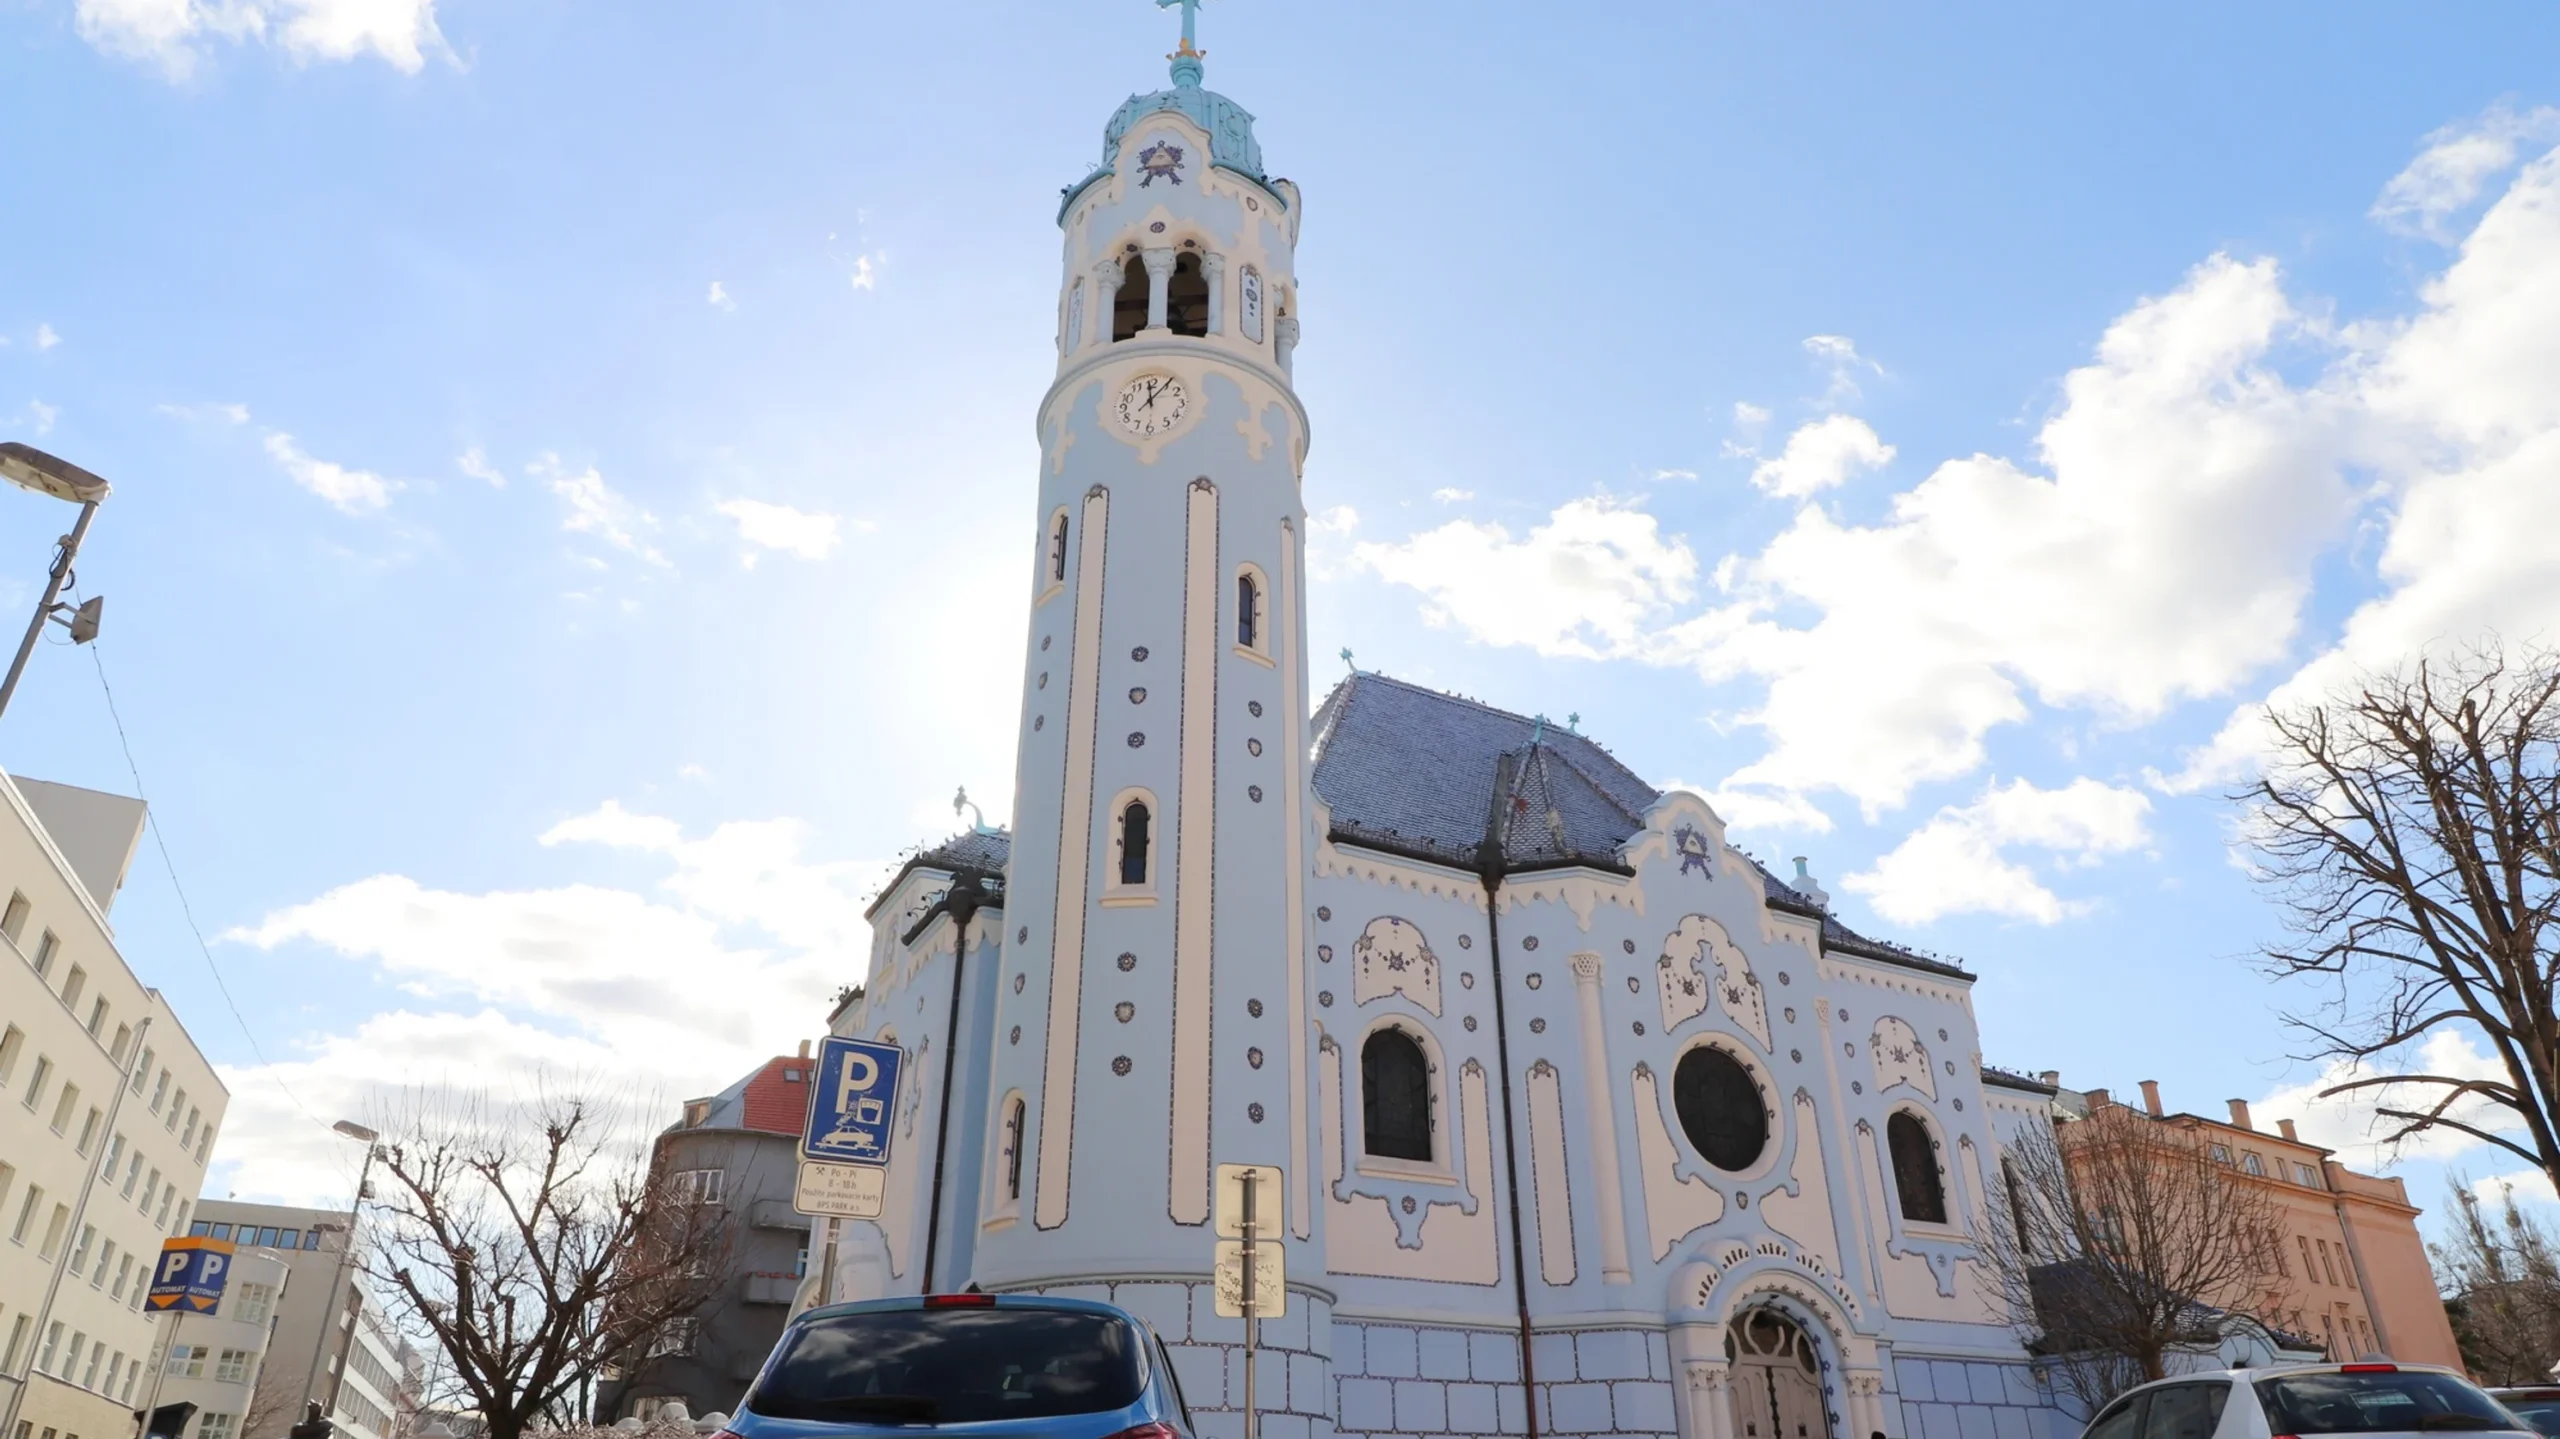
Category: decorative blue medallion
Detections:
[
  {"x1": 1137, "y1": 139, "x2": 1186, "y2": 187},
  {"x1": 1673, "y1": 822, "x2": 1712, "y2": 875}
]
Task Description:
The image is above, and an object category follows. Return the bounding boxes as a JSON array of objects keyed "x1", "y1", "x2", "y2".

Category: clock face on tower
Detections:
[{"x1": 1114, "y1": 373, "x2": 1189, "y2": 439}]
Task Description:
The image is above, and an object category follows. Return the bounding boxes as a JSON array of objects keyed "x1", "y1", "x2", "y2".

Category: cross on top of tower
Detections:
[{"x1": 1155, "y1": 0, "x2": 1208, "y2": 86}]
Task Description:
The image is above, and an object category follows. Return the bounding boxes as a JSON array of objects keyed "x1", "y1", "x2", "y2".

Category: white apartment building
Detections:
[
  {"x1": 137, "y1": 1246, "x2": 293, "y2": 1439},
  {"x1": 0, "y1": 774, "x2": 229, "y2": 1439},
  {"x1": 189, "y1": 1203, "x2": 417, "y2": 1439}
]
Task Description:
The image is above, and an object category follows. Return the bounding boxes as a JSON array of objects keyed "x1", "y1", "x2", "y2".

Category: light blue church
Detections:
[{"x1": 817, "y1": 14, "x2": 2073, "y2": 1439}]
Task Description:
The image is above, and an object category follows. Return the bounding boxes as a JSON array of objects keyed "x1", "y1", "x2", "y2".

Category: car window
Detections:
[
  {"x1": 2090, "y1": 1393, "x2": 2149, "y2": 1439},
  {"x1": 2256, "y1": 1371, "x2": 2517, "y2": 1434},
  {"x1": 2144, "y1": 1383, "x2": 2231, "y2": 1439},
  {"x1": 1156, "y1": 1335, "x2": 1191, "y2": 1428},
  {"x1": 2498, "y1": 1401, "x2": 2560, "y2": 1438},
  {"x1": 749, "y1": 1306, "x2": 1145, "y2": 1426}
]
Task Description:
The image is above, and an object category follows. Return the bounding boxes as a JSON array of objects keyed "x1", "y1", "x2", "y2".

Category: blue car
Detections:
[{"x1": 725, "y1": 1293, "x2": 1196, "y2": 1438}]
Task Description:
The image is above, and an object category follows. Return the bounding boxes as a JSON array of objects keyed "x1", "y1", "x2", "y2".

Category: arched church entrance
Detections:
[{"x1": 1726, "y1": 1307, "x2": 1828, "y2": 1439}]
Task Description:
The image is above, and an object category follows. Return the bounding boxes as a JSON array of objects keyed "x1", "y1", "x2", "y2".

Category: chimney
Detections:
[
  {"x1": 2228, "y1": 1099, "x2": 2255, "y2": 1132},
  {"x1": 797, "y1": 1038, "x2": 812, "y2": 1060},
  {"x1": 2140, "y1": 1080, "x2": 2163, "y2": 1117},
  {"x1": 2039, "y1": 1070, "x2": 2060, "y2": 1088},
  {"x1": 2087, "y1": 1087, "x2": 2112, "y2": 1111},
  {"x1": 2278, "y1": 1118, "x2": 2299, "y2": 1142}
]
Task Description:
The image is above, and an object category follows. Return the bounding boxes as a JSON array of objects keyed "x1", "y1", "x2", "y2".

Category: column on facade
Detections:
[
  {"x1": 1570, "y1": 951, "x2": 1635, "y2": 1284},
  {"x1": 1844, "y1": 1367, "x2": 1889, "y2": 1439},
  {"x1": 1142, "y1": 247, "x2": 1178, "y2": 331},
  {"x1": 1202, "y1": 252, "x2": 1228, "y2": 335},
  {"x1": 1275, "y1": 314, "x2": 1300, "y2": 374},
  {"x1": 1090, "y1": 259, "x2": 1125, "y2": 349}
]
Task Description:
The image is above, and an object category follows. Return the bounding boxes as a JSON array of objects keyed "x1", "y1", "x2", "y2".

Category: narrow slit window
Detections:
[
  {"x1": 1003, "y1": 1096, "x2": 1026, "y2": 1200},
  {"x1": 1167, "y1": 252, "x2": 1209, "y2": 337},
  {"x1": 1118, "y1": 801, "x2": 1151, "y2": 886},
  {"x1": 1237, "y1": 572, "x2": 1260, "y2": 650},
  {"x1": 1887, "y1": 1111, "x2": 1946, "y2": 1223},
  {"x1": 1111, "y1": 255, "x2": 1148, "y2": 342},
  {"x1": 1361, "y1": 1028, "x2": 1432, "y2": 1162},
  {"x1": 1050, "y1": 511, "x2": 1070, "y2": 583}
]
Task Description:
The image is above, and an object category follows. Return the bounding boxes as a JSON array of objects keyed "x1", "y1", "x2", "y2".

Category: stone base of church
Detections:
[
  {"x1": 1332, "y1": 1317, "x2": 1676, "y2": 1439},
  {"x1": 1014, "y1": 1277, "x2": 1339, "y2": 1439},
  {"x1": 1887, "y1": 1353, "x2": 2073, "y2": 1439}
]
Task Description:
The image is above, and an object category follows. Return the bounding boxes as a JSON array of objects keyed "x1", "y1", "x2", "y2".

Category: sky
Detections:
[{"x1": 5, "y1": 0, "x2": 2560, "y2": 1241}]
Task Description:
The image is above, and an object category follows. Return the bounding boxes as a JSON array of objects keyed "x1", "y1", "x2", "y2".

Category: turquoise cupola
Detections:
[{"x1": 1062, "y1": 4, "x2": 1269, "y2": 216}]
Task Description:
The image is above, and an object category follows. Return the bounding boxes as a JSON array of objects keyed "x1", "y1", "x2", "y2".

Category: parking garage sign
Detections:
[{"x1": 803, "y1": 1035, "x2": 905, "y2": 1168}]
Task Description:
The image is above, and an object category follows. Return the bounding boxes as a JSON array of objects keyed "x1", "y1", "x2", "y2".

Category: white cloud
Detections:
[
  {"x1": 2373, "y1": 103, "x2": 2560, "y2": 242},
  {"x1": 264, "y1": 431, "x2": 396, "y2": 513},
  {"x1": 1430, "y1": 487, "x2": 1474, "y2": 503},
  {"x1": 850, "y1": 255, "x2": 879, "y2": 292},
  {"x1": 1842, "y1": 777, "x2": 2153, "y2": 925},
  {"x1": 707, "y1": 280, "x2": 734, "y2": 312},
  {"x1": 1748, "y1": 413, "x2": 1896, "y2": 498},
  {"x1": 1657, "y1": 776, "x2": 1834, "y2": 837},
  {"x1": 531, "y1": 453, "x2": 669, "y2": 568},
  {"x1": 212, "y1": 800, "x2": 875, "y2": 1205},
  {"x1": 24, "y1": 401, "x2": 58, "y2": 437},
  {"x1": 75, "y1": 0, "x2": 447, "y2": 80},
  {"x1": 1307, "y1": 504, "x2": 1359, "y2": 535},
  {"x1": 33, "y1": 324, "x2": 59, "y2": 352},
  {"x1": 157, "y1": 401, "x2": 251, "y2": 426},
  {"x1": 715, "y1": 497, "x2": 845, "y2": 566},
  {"x1": 1353, "y1": 495, "x2": 1700, "y2": 660},
  {"x1": 456, "y1": 446, "x2": 504, "y2": 486},
  {"x1": 1804, "y1": 334, "x2": 1886, "y2": 406},
  {"x1": 2471, "y1": 1168, "x2": 2559, "y2": 1208},
  {"x1": 1732, "y1": 401, "x2": 1772, "y2": 431},
  {"x1": 1651, "y1": 469, "x2": 1699, "y2": 483},
  {"x1": 2254, "y1": 1029, "x2": 2522, "y2": 1171}
]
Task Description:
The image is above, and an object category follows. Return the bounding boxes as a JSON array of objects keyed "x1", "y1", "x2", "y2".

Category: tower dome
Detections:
[{"x1": 1061, "y1": 23, "x2": 1268, "y2": 219}]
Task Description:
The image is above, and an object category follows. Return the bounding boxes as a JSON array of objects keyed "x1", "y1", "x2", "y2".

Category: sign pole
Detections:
[
  {"x1": 1241, "y1": 1171, "x2": 1258, "y2": 1439},
  {"x1": 819, "y1": 1219, "x2": 839, "y2": 1308}
]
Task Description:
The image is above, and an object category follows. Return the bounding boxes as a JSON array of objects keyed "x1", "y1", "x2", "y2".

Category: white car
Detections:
[{"x1": 2081, "y1": 1363, "x2": 2532, "y2": 1439}]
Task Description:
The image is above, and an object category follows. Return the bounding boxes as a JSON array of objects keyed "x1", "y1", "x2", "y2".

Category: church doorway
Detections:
[{"x1": 1725, "y1": 1307, "x2": 1830, "y2": 1439}]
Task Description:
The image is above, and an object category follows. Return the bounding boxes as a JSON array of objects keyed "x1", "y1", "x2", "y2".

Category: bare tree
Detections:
[
  {"x1": 1981, "y1": 1103, "x2": 2288, "y2": 1413},
  {"x1": 2243, "y1": 644, "x2": 2560, "y2": 1187},
  {"x1": 2434, "y1": 1177, "x2": 2560, "y2": 1384},
  {"x1": 361, "y1": 1092, "x2": 726, "y2": 1439},
  {"x1": 241, "y1": 1358, "x2": 307, "y2": 1439}
]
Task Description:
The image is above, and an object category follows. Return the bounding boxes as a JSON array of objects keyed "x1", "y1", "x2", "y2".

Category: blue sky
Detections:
[{"x1": 6, "y1": 0, "x2": 2560, "y2": 1233}]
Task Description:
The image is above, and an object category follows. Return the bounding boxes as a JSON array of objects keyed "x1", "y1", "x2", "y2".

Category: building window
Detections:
[
  {"x1": 1, "y1": 1314, "x2": 27, "y2": 1371},
  {"x1": 49, "y1": 1082, "x2": 79, "y2": 1134},
  {"x1": 1360, "y1": 1027, "x2": 1432, "y2": 1163},
  {"x1": 0, "y1": 1024, "x2": 20, "y2": 1084},
  {"x1": 671, "y1": 1168, "x2": 725, "y2": 1206},
  {"x1": 166, "y1": 1345, "x2": 206, "y2": 1379},
  {"x1": 1887, "y1": 1111, "x2": 1947, "y2": 1224},
  {"x1": 85, "y1": 998, "x2": 107, "y2": 1039},
  {"x1": 2209, "y1": 1143, "x2": 2232, "y2": 1164},
  {"x1": 1671, "y1": 1046, "x2": 1768, "y2": 1172},
  {"x1": 196, "y1": 1413, "x2": 238, "y2": 1439},
  {"x1": 1049, "y1": 510, "x2": 1070, "y2": 585},
  {"x1": 2317, "y1": 1239, "x2": 2340, "y2": 1286},
  {"x1": 2294, "y1": 1162, "x2": 2319, "y2": 1186},
  {"x1": 647, "y1": 1319, "x2": 698, "y2": 1358},
  {"x1": 1, "y1": 891, "x2": 27, "y2": 943},
  {"x1": 77, "y1": 1109, "x2": 100, "y2": 1155},
  {"x1": 2300, "y1": 1234, "x2": 2318, "y2": 1282},
  {"x1": 2241, "y1": 1151, "x2": 2265, "y2": 1176},
  {"x1": 1111, "y1": 255, "x2": 1148, "y2": 342},
  {"x1": 1108, "y1": 793, "x2": 1156, "y2": 893},
  {"x1": 24, "y1": 1055, "x2": 51, "y2": 1110},
  {"x1": 11, "y1": 1184, "x2": 42, "y2": 1243},
  {"x1": 32, "y1": 933, "x2": 57, "y2": 980},
  {"x1": 1166, "y1": 252, "x2": 1210, "y2": 337},
  {"x1": 214, "y1": 1350, "x2": 251, "y2": 1384},
  {"x1": 1237, "y1": 572, "x2": 1260, "y2": 650},
  {"x1": 1003, "y1": 1095, "x2": 1026, "y2": 1201},
  {"x1": 230, "y1": 1283, "x2": 274, "y2": 1327}
]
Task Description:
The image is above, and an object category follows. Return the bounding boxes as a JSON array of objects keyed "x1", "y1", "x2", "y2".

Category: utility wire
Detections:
[{"x1": 81, "y1": 625, "x2": 331, "y2": 1134}]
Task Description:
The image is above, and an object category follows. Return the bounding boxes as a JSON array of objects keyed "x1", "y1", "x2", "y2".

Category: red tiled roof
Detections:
[{"x1": 740, "y1": 1056, "x2": 814, "y2": 1137}]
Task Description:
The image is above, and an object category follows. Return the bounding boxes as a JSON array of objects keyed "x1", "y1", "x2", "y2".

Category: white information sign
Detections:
[
  {"x1": 1215, "y1": 1163, "x2": 1284, "y2": 1238},
  {"x1": 1212, "y1": 1239, "x2": 1285, "y2": 1319},
  {"x1": 794, "y1": 1159, "x2": 887, "y2": 1219}
]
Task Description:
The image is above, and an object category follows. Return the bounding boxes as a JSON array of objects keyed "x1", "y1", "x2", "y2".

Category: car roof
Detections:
[
  {"x1": 2114, "y1": 1363, "x2": 2471, "y2": 1398},
  {"x1": 793, "y1": 1294, "x2": 1135, "y2": 1324}
]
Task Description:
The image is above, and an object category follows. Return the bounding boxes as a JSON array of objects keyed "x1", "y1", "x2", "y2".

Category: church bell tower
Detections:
[{"x1": 974, "y1": 3, "x2": 1323, "y2": 1295}]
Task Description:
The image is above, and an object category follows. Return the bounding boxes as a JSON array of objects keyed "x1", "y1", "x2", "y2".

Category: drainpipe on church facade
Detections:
[
  {"x1": 1477, "y1": 751, "x2": 1541, "y2": 1439},
  {"x1": 911, "y1": 870, "x2": 991, "y2": 1292}
]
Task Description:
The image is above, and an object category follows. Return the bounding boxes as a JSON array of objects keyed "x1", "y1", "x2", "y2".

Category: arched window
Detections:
[
  {"x1": 1237, "y1": 571, "x2": 1260, "y2": 650},
  {"x1": 1671, "y1": 1046, "x2": 1768, "y2": 1172},
  {"x1": 1111, "y1": 255, "x2": 1148, "y2": 342},
  {"x1": 1049, "y1": 510, "x2": 1070, "y2": 583},
  {"x1": 1887, "y1": 1111, "x2": 1946, "y2": 1224},
  {"x1": 1118, "y1": 800, "x2": 1151, "y2": 887},
  {"x1": 1002, "y1": 1095, "x2": 1026, "y2": 1201},
  {"x1": 1361, "y1": 1027, "x2": 1432, "y2": 1162},
  {"x1": 1167, "y1": 251, "x2": 1210, "y2": 337}
]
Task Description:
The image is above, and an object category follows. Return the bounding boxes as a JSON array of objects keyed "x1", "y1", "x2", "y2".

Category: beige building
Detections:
[
  {"x1": 2065, "y1": 1079, "x2": 2464, "y2": 1370},
  {"x1": 0, "y1": 774, "x2": 229, "y2": 1439},
  {"x1": 188, "y1": 1202, "x2": 418, "y2": 1439},
  {"x1": 134, "y1": 1245, "x2": 294, "y2": 1439}
]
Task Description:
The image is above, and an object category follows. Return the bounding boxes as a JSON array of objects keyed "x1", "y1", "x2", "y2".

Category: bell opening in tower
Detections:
[
  {"x1": 1167, "y1": 252, "x2": 1209, "y2": 337},
  {"x1": 1111, "y1": 255, "x2": 1148, "y2": 342}
]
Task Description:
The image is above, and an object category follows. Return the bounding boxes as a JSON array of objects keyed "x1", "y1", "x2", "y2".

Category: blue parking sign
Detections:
[
  {"x1": 804, "y1": 1035, "x2": 904, "y2": 1167},
  {"x1": 148, "y1": 1237, "x2": 236, "y2": 1313}
]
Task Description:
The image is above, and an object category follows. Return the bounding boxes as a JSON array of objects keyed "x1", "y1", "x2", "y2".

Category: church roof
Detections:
[
  {"x1": 865, "y1": 827, "x2": 1012, "y2": 922},
  {"x1": 1309, "y1": 670, "x2": 1973, "y2": 981},
  {"x1": 1061, "y1": 52, "x2": 1273, "y2": 217}
]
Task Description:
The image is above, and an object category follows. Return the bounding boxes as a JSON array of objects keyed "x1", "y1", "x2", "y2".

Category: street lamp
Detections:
[
  {"x1": 303, "y1": 1120, "x2": 386, "y2": 1427},
  {"x1": 0, "y1": 442, "x2": 110, "y2": 721}
]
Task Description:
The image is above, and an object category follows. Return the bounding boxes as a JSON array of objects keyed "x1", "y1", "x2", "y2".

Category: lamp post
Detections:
[
  {"x1": 302, "y1": 1121, "x2": 383, "y2": 1432},
  {"x1": 0, "y1": 442, "x2": 110, "y2": 721}
]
